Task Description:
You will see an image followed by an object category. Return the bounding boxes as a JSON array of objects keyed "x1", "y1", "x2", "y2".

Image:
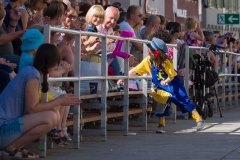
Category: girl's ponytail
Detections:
[
  {"x1": 33, "y1": 43, "x2": 61, "y2": 93},
  {"x1": 41, "y1": 67, "x2": 49, "y2": 93}
]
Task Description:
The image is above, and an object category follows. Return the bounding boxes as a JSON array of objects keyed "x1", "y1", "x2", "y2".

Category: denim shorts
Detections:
[{"x1": 0, "y1": 117, "x2": 25, "y2": 149}]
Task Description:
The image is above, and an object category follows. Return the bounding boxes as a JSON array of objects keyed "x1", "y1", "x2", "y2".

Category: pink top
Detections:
[
  {"x1": 185, "y1": 31, "x2": 198, "y2": 46},
  {"x1": 96, "y1": 24, "x2": 116, "y2": 52}
]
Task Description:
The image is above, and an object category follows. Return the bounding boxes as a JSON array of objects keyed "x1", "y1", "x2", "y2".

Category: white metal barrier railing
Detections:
[
  {"x1": 39, "y1": 25, "x2": 179, "y2": 157},
  {"x1": 38, "y1": 25, "x2": 240, "y2": 157},
  {"x1": 186, "y1": 45, "x2": 240, "y2": 112}
]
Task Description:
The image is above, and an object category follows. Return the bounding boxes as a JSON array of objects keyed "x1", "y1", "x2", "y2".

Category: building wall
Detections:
[
  {"x1": 109, "y1": 0, "x2": 165, "y2": 16},
  {"x1": 203, "y1": 7, "x2": 240, "y2": 37},
  {"x1": 165, "y1": 0, "x2": 200, "y2": 26}
]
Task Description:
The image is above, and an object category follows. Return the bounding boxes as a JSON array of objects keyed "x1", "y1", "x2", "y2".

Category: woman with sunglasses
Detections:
[{"x1": 19, "y1": 0, "x2": 51, "y2": 29}]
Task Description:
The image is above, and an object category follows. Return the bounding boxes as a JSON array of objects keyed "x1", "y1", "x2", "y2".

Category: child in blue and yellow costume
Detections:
[{"x1": 129, "y1": 37, "x2": 205, "y2": 133}]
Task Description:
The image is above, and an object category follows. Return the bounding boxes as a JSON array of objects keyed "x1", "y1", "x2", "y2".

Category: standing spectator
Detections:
[
  {"x1": 78, "y1": 1, "x2": 92, "y2": 17},
  {"x1": 157, "y1": 15, "x2": 166, "y2": 30},
  {"x1": 117, "y1": 11, "x2": 126, "y2": 24},
  {"x1": 131, "y1": 19, "x2": 143, "y2": 62},
  {"x1": 184, "y1": 17, "x2": 204, "y2": 82},
  {"x1": 140, "y1": 15, "x2": 160, "y2": 40},
  {"x1": 184, "y1": 17, "x2": 204, "y2": 47},
  {"x1": 4, "y1": 0, "x2": 25, "y2": 56},
  {"x1": 119, "y1": 5, "x2": 143, "y2": 52},
  {"x1": 0, "y1": 5, "x2": 26, "y2": 73}
]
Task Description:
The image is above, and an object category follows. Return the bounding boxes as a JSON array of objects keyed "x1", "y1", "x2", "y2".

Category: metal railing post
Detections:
[
  {"x1": 222, "y1": 51, "x2": 226, "y2": 109},
  {"x1": 100, "y1": 34, "x2": 107, "y2": 141},
  {"x1": 214, "y1": 54, "x2": 219, "y2": 112},
  {"x1": 142, "y1": 44, "x2": 148, "y2": 131},
  {"x1": 234, "y1": 53, "x2": 238, "y2": 107},
  {"x1": 228, "y1": 52, "x2": 232, "y2": 108},
  {"x1": 172, "y1": 47, "x2": 178, "y2": 123},
  {"x1": 123, "y1": 39, "x2": 130, "y2": 136},
  {"x1": 184, "y1": 45, "x2": 190, "y2": 119},
  {"x1": 72, "y1": 32, "x2": 81, "y2": 148},
  {"x1": 39, "y1": 25, "x2": 51, "y2": 158}
]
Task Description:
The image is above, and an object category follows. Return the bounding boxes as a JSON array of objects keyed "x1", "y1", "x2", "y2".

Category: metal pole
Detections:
[
  {"x1": 72, "y1": 32, "x2": 81, "y2": 148},
  {"x1": 100, "y1": 34, "x2": 107, "y2": 141},
  {"x1": 39, "y1": 25, "x2": 51, "y2": 158},
  {"x1": 123, "y1": 39, "x2": 130, "y2": 136},
  {"x1": 184, "y1": 45, "x2": 189, "y2": 119}
]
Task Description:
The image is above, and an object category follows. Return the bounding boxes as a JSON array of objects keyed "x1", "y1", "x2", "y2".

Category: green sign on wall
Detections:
[{"x1": 217, "y1": 14, "x2": 240, "y2": 25}]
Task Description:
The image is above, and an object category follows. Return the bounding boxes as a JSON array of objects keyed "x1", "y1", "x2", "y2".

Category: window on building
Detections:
[
  {"x1": 223, "y1": 0, "x2": 229, "y2": 10},
  {"x1": 218, "y1": 0, "x2": 223, "y2": 8},
  {"x1": 229, "y1": 0, "x2": 233, "y2": 12},
  {"x1": 235, "y1": 0, "x2": 239, "y2": 12},
  {"x1": 210, "y1": 0, "x2": 215, "y2": 7}
]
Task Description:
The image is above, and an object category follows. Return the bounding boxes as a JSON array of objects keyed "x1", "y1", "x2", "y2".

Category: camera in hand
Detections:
[{"x1": 209, "y1": 44, "x2": 226, "y2": 51}]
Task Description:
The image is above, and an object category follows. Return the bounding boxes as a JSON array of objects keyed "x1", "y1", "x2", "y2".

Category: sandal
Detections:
[
  {"x1": 51, "y1": 137, "x2": 65, "y2": 147},
  {"x1": 60, "y1": 137, "x2": 68, "y2": 145},
  {"x1": 19, "y1": 148, "x2": 39, "y2": 159},
  {"x1": 1, "y1": 148, "x2": 36, "y2": 160}
]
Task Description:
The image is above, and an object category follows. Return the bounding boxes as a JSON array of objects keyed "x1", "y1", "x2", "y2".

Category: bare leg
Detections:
[
  {"x1": 3, "y1": 109, "x2": 59, "y2": 158},
  {"x1": 56, "y1": 106, "x2": 65, "y2": 137},
  {"x1": 61, "y1": 106, "x2": 70, "y2": 128},
  {"x1": 61, "y1": 46, "x2": 74, "y2": 77},
  {"x1": 61, "y1": 106, "x2": 70, "y2": 138}
]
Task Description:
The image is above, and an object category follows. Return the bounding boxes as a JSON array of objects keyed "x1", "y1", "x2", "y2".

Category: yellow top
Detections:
[{"x1": 133, "y1": 56, "x2": 177, "y2": 78}]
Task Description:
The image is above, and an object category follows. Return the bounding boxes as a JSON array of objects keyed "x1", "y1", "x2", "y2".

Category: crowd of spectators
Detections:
[{"x1": 0, "y1": 0, "x2": 239, "y2": 159}]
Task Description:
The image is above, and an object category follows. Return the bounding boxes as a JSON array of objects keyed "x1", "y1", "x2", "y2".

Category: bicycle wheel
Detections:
[
  {"x1": 201, "y1": 102, "x2": 208, "y2": 120},
  {"x1": 207, "y1": 101, "x2": 213, "y2": 117}
]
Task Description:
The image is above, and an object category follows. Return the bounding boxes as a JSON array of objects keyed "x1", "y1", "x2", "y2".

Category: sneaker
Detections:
[
  {"x1": 196, "y1": 121, "x2": 205, "y2": 131},
  {"x1": 47, "y1": 128, "x2": 58, "y2": 137},
  {"x1": 156, "y1": 125, "x2": 165, "y2": 133}
]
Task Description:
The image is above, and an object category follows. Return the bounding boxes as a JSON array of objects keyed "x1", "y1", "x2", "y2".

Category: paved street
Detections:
[{"x1": 29, "y1": 107, "x2": 240, "y2": 160}]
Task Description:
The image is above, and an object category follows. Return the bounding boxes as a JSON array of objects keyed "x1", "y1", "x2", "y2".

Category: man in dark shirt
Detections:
[
  {"x1": 4, "y1": 0, "x2": 24, "y2": 55},
  {"x1": 0, "y1": 1, "x2": 26, "y2": 73}
]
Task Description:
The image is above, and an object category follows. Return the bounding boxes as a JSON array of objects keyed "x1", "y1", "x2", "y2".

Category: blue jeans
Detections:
[
  {"x1": 0, "y1": 54, "x2": 20, "y2": 73},
  {"x1": 0, "y1": 117, "x2": 25, "y2": 149},
  {"x1": 106, "y1": 53, "x2": 124, "y2": 75},
  {"x1": 0, "y1": 69, "x2": 10, "y2": 92}
]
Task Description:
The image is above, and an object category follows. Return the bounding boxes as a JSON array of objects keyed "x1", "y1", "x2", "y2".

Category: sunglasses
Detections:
[
  {"x1": 43, "y1": 1, "x2": 50, "y2": 6},
  {"x1": 135, "y1": 14, "x2": 143, "y2": 18}
]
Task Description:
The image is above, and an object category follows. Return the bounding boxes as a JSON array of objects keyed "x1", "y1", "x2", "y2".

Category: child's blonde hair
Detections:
[
  {"x1": 185, "y1": 17, "x2": 198, "y2": 30},
  {"x1": 68, "y1": 7, "x2": 78, "y2": 18},
  {"x1": 85, "y1": 5, "x2": 105, "y2": 23}
]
